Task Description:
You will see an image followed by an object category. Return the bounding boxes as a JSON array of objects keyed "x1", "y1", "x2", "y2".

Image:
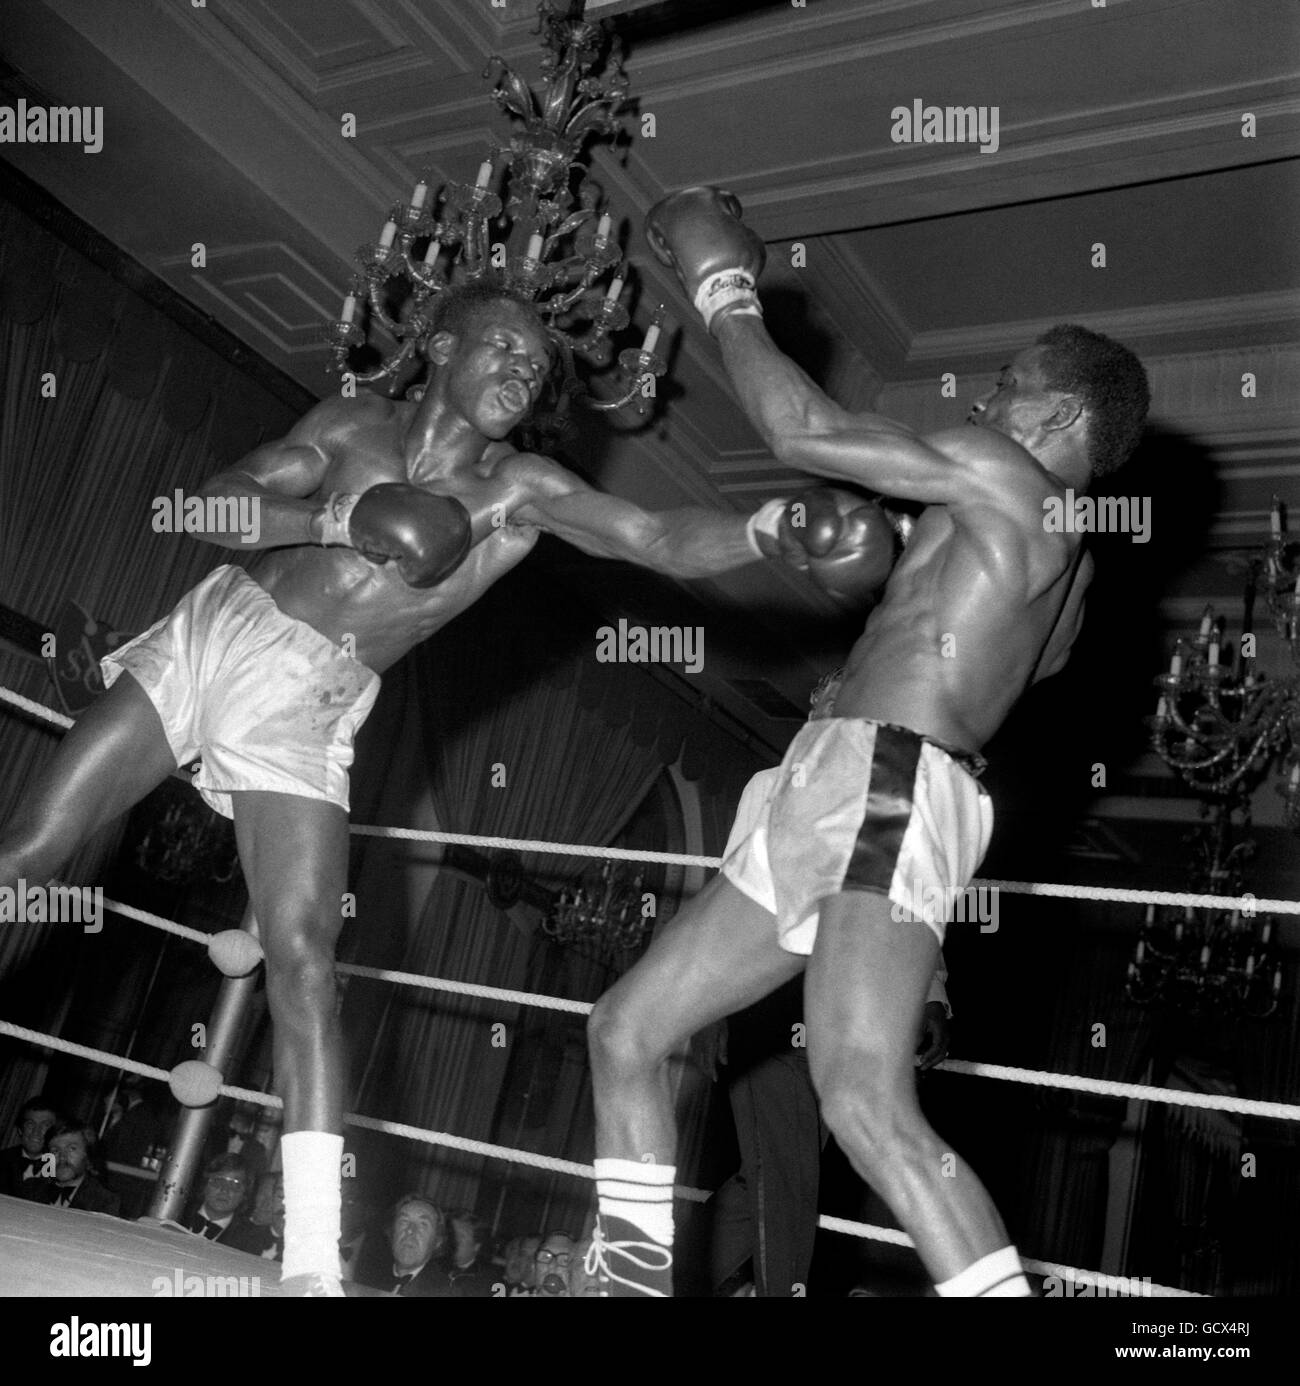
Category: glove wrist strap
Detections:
[
  {"x1": 694, "y1": 270, "x2": 761, "y2": 331},
  {"x1": 745, "y1": 497, "x2": 787, "y2": 557},
  {"x1": 317, "y1": 492, "x2": 358, "y2": 547}
]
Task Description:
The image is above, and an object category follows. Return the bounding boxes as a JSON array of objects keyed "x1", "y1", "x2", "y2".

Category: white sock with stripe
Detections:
[
  {"x1": 935, "y1": 1246, "x2": 1032, "y2": 1297},
  {"x1": 594, "y1": 1157, "x2": 675, "y2": 1247}
]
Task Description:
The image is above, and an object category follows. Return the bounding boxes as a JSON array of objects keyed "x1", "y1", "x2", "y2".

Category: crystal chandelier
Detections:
[
  {"x1": 1134, "y1": 495, "x2": 1299, "y2": 1016},
  {"x1": 544, "y1": 857, "x2": 648, "y2": 951},
  {"x1": 327, "y1": 1, "x2": 665, "y2": 450}
]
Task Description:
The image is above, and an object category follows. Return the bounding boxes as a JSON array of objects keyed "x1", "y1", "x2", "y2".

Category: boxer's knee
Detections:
[
  {"x1": 261, "y1": 906, "x2": 340, "y2": 1024},
  {"x1": 813, "y1": 1052, "x2": 927, "y2": 1180},
  {"x1": 587, "y1": 992, "x2": 665, "y2": 1079}
]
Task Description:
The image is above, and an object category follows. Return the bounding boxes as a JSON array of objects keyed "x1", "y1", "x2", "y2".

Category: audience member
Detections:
[
  {"x1": 358, "y1": 1194, "x2": 454, "y2": 1296},
  {"x1": 339, "y1": 1183, "x2": 373, "y2": 1281},
  {"x1": 0, "y1": 1095, "x2": 60, "y2": 1200},
  {"x1": 184, "y1": 1153, "x2": 270, "y2": 1253},
  {"x1": 203, "y1": 1103, "x2": 270, "y2": 1185},
  {"x1": 532, "y1": 1231, "x2": 578, "y2": 1298},
  {"x1": 40, "y1": 1120, "x2": 120, "y2": 1215},
  {"x1": 500, "y1": 1233, "x2": 542, "y2": 1296},
  {"x1": 250, "y1": 1171, "x2": 285, "y2": 1263},
  {"x1": 446, "y1": 1209, "x2": 494, "y2": 1295},
  {"x1": 569, "y1": 1236, "x2": 602, "y2": 1297}
]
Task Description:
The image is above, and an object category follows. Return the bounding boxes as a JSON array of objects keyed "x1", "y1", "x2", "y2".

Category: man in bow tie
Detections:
[
  {"x1": 0, "y1": 1095, "x2": 60, "y2": 1200},
  {"x1": 185, "y1": 1153, "x2": 269, "y2": 1253},
  {"x1": 377, "y1": 1194, "x2": 454, "y2": 1297}
]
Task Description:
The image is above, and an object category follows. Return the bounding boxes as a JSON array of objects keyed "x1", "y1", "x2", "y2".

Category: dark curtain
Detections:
[{"x1": 0, "y1": 192, "x2": 300, "y2": 1137}]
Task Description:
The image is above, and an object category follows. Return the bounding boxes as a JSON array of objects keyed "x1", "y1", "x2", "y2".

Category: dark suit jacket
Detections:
[
  {"x1": 355, "y1": 1240, "x2": 455, "y2": 1297},
  {"x1": 0, "y1": 1144, "x2": 54, "y2": 1200},
  {"x1": 385, "y1": 1261, "x2": 456, "y2": 1297},
  {"x1": 44, "y1": 1173, "x2": 121, "y2": 1216},
  {"x1": 184, "y1": 1205, "x2": 274, "y2": 1255}
]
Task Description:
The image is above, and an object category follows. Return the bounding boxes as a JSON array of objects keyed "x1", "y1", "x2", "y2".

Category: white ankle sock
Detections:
[
  {"x1": 594, "y1": 1157, "x2": 675, "y2": 1247},
  {"x1": 279, "y1": 1131, "x2": 343, "y2": 1279},
  {"x1": 935, "y1": 1246, "x2": 1032, "y2": 1297}
]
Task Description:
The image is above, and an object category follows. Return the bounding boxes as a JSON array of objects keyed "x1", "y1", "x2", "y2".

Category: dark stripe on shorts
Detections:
[{"x1": 841, "y1": 724, "x2": 923, "y2": 893}]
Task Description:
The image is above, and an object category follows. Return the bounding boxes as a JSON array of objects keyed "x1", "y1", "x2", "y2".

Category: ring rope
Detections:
[
  {"x1": 0, "y1": 685, "x2": 74, "y2": 730},
  {"x1": 939, "y1": 1059, "x2": 1300, "y2": 1120},
  {"x1": 350, "y1": 823, "x2": 721, "y2": 869},
  {"x1": 6, "y1": 683, "x2": 1299, "y2": 912},
  {"x1": 335, "y1": 962, "x2": 591, "y2": 1015},
  {"x1": 0, "y1": 1017, "x2": 1196, "y2": 1295},
  {"x1": 25, "y1": 893, "x2": 1300, "y2": 1119}
]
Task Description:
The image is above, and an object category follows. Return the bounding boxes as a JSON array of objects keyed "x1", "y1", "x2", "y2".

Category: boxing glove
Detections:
[
  {"x1": 318, "y1": 483, "x2": 472, "y2": 588},
  {"x1": 645, "y1": 187, "x2": 765, "y2": 333},
  {"x1": 749, "y1": 487, "x2": 897, "y2": 608}
]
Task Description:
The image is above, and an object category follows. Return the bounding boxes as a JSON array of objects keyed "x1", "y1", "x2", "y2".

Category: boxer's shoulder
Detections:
[
  {"x1": 481, "y1": 443, "x2": 576, "y2": 496},
  {"x1": 298, "y1": 391, "x2": 400, "y2": 445}
]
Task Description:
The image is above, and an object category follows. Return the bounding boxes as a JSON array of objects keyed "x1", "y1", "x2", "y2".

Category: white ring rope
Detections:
[
  {"x1": 939, "y1": 1059, "x2": 1300, "y2": 1120},
  {"x1": 350, "y1": 823, "x2": 721, "y2": 869},
  {"x1": 335, "y1": 962, "x2": 591, "y2": 1015},
  {"x1": 0, "y1": 1017, "x2": 1196, "y2": 1296},
  {"x1": 5, "y1": 681, "x2": 1298, "y2": 913},
  {"x1": 0, "y1": 685, "x2": 74, "y2": 731}
]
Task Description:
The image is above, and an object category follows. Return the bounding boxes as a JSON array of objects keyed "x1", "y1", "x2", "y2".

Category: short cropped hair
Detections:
[
  {"x1": 430, "y1": 279, "x2": 546, "y2": 343},
  {"x1": 18, "y1": 1095, "x2": 59, "y2": 1123},
  {"x1": 1035, "y1": 323, "x2": 1150, "y2": 477}
]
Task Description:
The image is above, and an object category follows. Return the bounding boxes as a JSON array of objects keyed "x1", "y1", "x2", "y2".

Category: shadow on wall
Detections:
[{"x1": 983, "y1": 422, "x2": 1222, "y2": 862}]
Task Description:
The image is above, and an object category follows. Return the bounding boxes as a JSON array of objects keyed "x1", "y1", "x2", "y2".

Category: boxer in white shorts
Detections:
[
  {"x1": 102, "y1": 565, "x2": 380, "y2": 820},
  {"x1": 0, "y1": 281, "x2": 811, "y2": 1294}
]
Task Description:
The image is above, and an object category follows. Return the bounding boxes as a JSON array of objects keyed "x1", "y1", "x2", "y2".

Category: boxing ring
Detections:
[{"x1": 3, "y1": 683, "x2": 1298, "y2": 1298}]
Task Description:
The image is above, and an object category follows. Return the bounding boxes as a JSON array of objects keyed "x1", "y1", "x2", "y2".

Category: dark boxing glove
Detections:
[
  {"x1": 318, "y1": 483, "x2": 472, "y2": 588},
  {"x1": 645, "y1": 187, "x2": 765, "y2": 333},
  {"x1": 750, "y1": 487, "x2": 897, "y2": 608}
]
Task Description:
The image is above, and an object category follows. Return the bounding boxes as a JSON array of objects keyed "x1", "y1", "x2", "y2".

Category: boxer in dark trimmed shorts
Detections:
[{"x1": 587, "y1": 188, "x2": 1150, "y2": 1298}]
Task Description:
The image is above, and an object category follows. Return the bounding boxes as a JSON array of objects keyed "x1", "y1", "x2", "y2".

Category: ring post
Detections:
[{"x1": 147, "y1": 905, "x2": 261, "y2": 1222}]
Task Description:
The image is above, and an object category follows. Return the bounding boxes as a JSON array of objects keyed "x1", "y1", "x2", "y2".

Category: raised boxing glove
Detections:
[
  {"x1": 318, "y1": 483, "x2": 472, "y2": 588},
  {"x1": 645, "y1": 187, "x2": 765, "y2": 333}
]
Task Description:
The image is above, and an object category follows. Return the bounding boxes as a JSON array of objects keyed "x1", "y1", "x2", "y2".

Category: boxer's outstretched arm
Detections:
[
  {"x1": 512, "y1": 460, "x2": 759, "y2": 578},
  {"x1": 193, "y1": 400, "x2": 349, "y2": 549},
  {"x1": 712, "y1": 316, "x2": 998, "y2": 506}
]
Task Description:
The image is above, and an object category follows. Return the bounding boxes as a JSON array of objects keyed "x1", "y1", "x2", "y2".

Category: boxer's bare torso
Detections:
[
  {"x1": 195, "y1": 299, "x2": 757, "y2": 674},
  {"x1": 713, "y1": 326, "x2": 1097, "y2": 755},
  {"x1": 832, "y1": 424, "x2": 1093, "y2": 753},
  {"x1": 246, "y1": 394, "x2": 553, "y2": 674}
]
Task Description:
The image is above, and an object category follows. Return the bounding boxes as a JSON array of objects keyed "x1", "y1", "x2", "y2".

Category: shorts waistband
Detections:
[
  {"x1": 911, "y1": 728, "x2": 989, "y2": 781},
  {"x1": 812, "y1": 717, "x2": 988, "y2": 780}
]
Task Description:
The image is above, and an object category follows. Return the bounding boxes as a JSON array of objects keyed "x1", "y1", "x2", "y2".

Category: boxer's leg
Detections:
[
  {"x1": 587, "y1": 872, "x2": 803, "y2": 1293},
  {"x1": 231, "y1": 791, "x2": 349, "y2": 1291},
  {"x1": 805, "y1": 890, "x2": 1029, "y2": 1296},
  {"x1": 0, "y1": 672, "x2": 176, "y2": 885}
]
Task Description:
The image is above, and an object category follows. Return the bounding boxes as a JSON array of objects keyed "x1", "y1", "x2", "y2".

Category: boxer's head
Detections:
[
  {"x1": 424, "y1": 283, "x2": 556, "y2": 439},
  {"x1": 969, "y1": 324, "x2": 1149, "y2": 479}
]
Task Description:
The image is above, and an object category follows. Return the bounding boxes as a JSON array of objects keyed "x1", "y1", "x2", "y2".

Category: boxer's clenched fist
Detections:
[
  {"x1": 748, "y1": 487, "x2": 897, "y2": 608},
  {"x1": 315, "y1": 483, "x2": 472, "y2": 588},
  {"x1": 645, "y1": 187, "x2": 765, "y2": 333}
]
